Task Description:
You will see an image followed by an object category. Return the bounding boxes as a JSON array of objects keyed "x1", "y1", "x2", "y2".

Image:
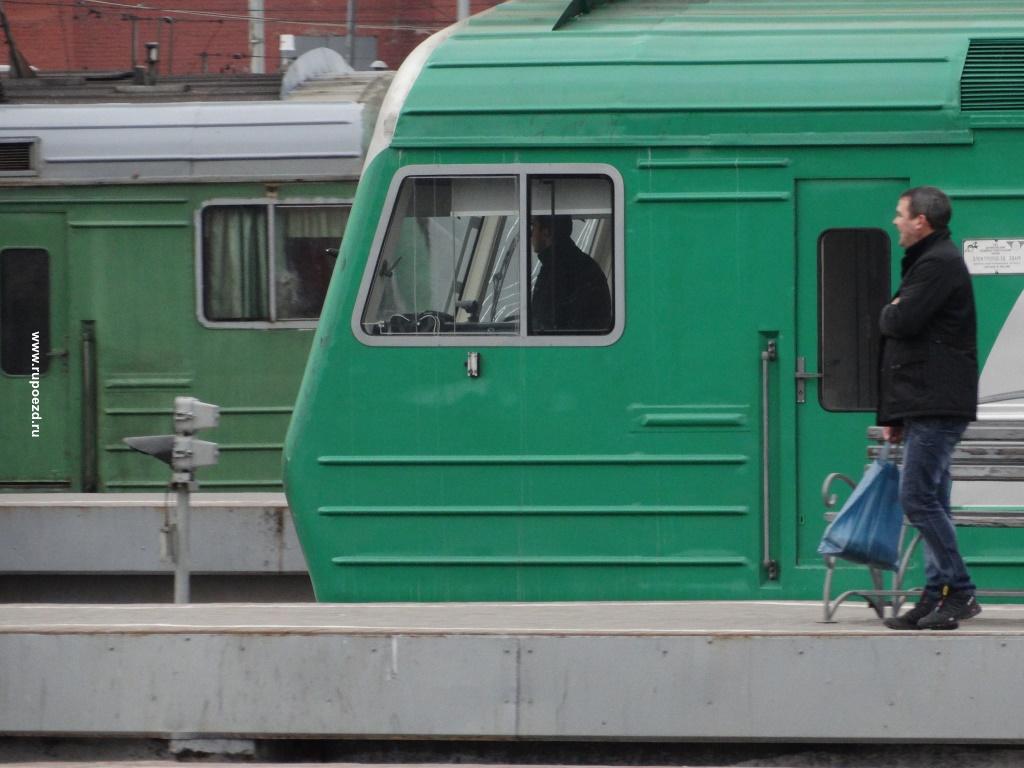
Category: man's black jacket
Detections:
[
  {"x1": 531, "y1": 238, "x2": 612, "y2": 333},
  {"x1": 877, "y1": 230, "x2": 978, "y2": 426}
]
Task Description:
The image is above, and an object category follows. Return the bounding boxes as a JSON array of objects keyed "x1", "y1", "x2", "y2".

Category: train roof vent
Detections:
[
  {"x1": 0, "y1": 138, "x2": 35, "y2": 174},
  {"x1": 961, "y1": 39, "x2": 1024, "y2": 111}
]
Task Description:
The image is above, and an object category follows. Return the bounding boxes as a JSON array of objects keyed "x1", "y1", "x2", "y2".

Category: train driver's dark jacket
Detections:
[
  {"x1": 530, "y1": 238, "x2": 612, "y2": 333},
  {"x1": 877, "y1": 229, "x2": 978, "y2": 426}
]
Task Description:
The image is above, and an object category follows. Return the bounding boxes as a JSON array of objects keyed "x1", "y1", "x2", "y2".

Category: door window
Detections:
[
  {"x1": 1, "y1": 248, "x2": 50, "y2": 376},
  {"x1": 818, "y1": 228, "x2": 891, "y2": 411}
]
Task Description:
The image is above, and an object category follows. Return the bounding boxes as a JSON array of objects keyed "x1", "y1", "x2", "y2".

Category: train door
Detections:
[
  {"x1": 0, "y1": 213, "x2": 71, "y2": 489},
  {"x1": 793, "y1": 180, "x2": 906, "y2": 568}
]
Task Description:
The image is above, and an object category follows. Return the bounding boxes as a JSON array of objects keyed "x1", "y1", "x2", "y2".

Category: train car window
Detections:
[
  {"x1": 274, "y1": 205, "x2": 349, "y2": 320},
  {"x1": 361, "y1": 176, "x2": 521, "y2": 336},
  {"x1": 818, "y1": 228, "x2": 891, "y2": 411},
  {"x1": 1, "y1": 248, "x2": 50, "y2": 376},
  {"x1": 200, "y1": 201, "x2": 350, "y2": 325},
  {"x1": 528, "y1": 176, "x2": 614, "y2": 335},
  {"x1": 202, "y1": 205, "x2": 270, "y2": 321}
]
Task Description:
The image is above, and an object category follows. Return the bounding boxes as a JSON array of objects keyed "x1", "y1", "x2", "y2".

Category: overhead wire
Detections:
[
  {"x1": 3, "y1": 0, "x2": 452, "y2": 31},
  {"x1": 0, "y1": 0, "x2": 479, "y2": 72}
]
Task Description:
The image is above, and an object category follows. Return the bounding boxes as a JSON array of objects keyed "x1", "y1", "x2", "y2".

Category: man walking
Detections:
[{"x1": 878, "y1": 186, "x2": 980, "y2": 630}]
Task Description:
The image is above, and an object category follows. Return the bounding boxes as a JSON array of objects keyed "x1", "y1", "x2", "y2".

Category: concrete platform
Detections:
[
  {"x1": 3, "y1": 601, "x2": 1024, "y2": 743},
  {"x1": 0, "y1": 493, "x2": 304, "y2": 574},
  {"x1": 0, "y1": 494, "x2": 311, "y2": 602}
]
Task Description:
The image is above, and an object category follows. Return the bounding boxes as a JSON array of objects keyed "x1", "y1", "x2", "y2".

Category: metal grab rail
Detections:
[
  {"x1": 821, "y1": 471, "x2": 856, "y2": 510},
  {"x1": 761, "y1": 339, "x2": 778, "y2": 580}
]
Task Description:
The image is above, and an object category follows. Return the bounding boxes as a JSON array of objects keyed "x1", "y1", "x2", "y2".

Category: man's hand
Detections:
[{"x1": 881, "y1": 425, "x2": 903, "y2": 443}]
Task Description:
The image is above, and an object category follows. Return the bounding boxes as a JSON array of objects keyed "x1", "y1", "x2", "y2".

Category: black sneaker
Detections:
[
  {"x1": 917, "y1": 588, "x2": 982, "y2": 630},
  {"x1": 883, "y1": 596, "x2": 938, "y2": 630}
]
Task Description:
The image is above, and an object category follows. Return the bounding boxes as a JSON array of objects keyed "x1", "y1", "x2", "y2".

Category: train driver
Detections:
[{"x1": 529, "y1": 214, "x2": 612, "y2": 334}]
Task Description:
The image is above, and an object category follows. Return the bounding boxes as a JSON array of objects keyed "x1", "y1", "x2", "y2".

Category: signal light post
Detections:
[{"x1": 124, "y1": 397, "x2": 220, "y2": 603}]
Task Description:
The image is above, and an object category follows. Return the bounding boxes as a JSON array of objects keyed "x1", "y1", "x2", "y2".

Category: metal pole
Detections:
[
  {"x1": 347, "y1": 0, "x2": 356, "y2": 67},
  {"x1": 129, "y1": 15, "x2": 137, "y2": 68},
  {"x1": 248, "y1": 0, "x2": 264, "y2": 74},
  {"x1": 0, "y1": 0, "x2": 34, "y2": 77},
  {"x1": 457, "y1": 0, "x2": 470, "y2": 20},
  {"x1": 164, "y1": 17, "x2": 175, "y2": 75},
  {"x1": 81, "y1": 321, "x2": 98, "y2": 492},
  {"x1": 174, "y1": 482, "x2": 191, "y2": 603}
]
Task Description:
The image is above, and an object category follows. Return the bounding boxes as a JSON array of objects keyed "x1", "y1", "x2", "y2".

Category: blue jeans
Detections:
[{"x1": 900, "y1": 417, "x2": 974, "y2": 599}]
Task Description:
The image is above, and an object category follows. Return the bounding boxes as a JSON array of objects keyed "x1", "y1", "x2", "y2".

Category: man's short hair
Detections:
[
  {"x1": 901, "y1": 186, "x2": 952, "y2": 230},
  {"x1": 535, "y1": 214, "x2": 574, "y2": 241}
]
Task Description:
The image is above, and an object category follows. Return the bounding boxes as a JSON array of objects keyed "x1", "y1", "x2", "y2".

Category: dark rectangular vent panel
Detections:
[
  {"x1": 0, "y1": 141, "x2": 34, "y2": 172},
  {"x1": 961, "y1": 39, "x2": 1024, "y2": 111}
]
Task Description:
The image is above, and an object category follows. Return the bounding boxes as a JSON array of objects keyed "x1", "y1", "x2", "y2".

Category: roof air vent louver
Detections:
[
  {"x1": 961, "y1": 39, "x2": 1024, "y2": 112},
  {"x1": 0, "y1": 139, "x2": 35, "y2": 174}
]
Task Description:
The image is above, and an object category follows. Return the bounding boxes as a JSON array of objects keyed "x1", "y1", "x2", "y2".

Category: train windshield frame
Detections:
[{"x1": 354, "y1": 164, "x2": 625, "y2": 347}]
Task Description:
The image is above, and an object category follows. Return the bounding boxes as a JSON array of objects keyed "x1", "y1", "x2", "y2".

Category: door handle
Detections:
[{"x1": 795, "y1": 356, "x2": 822, "y2": 404}]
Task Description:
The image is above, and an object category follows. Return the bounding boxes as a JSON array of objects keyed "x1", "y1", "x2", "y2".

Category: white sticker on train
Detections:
[{"x1": 963, "y1": 239, "x2": 1024, "y2": 275}]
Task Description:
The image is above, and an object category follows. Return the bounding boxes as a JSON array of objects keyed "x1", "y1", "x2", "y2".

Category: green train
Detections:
[
  {"x1": 285, "y1": 0, "x2": 1024, "y2": 602},
  {"x1": 0, "y1": 100, "x2": 365, "y2": 491}
]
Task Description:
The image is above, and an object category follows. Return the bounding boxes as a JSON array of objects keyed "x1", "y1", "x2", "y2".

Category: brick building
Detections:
[{"x1": 0, "y1": 0, "x2": 503, "y2": 75}]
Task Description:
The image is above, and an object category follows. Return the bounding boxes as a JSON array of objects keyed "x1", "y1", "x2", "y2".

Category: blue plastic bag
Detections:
[{"x1": 818, "y1": 443, "x2": 903, "y2": 571}]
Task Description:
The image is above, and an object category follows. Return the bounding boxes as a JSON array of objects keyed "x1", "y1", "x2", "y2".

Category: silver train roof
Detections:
[{"x1": 0, "y1": 100, "x2": 365, "y2": 185}]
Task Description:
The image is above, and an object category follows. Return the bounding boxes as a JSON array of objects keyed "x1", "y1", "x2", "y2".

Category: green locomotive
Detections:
[{"x1": 285, "y1": 0, "x2": 1024, "y2": 601}]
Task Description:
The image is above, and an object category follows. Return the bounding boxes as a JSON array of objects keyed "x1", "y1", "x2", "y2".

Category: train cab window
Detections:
[
  {"x1": 818, "y1": 228, "x2": 891, "y2": 411},
  {"x1": 361, "y1": 176, "x2": 522, "y2": 336},
  {"x1": 359, "y1": 169, "x2": 619, "y2": 343},
  {"x1": 200, "y1": 201, "x2": 350, "y2": 325},
  {"x1": 528, "y1": 176, "x2": 614, "y2": 335},
  {"x1": 1, "y1": 248, "x2": 50, "y2": 376}
]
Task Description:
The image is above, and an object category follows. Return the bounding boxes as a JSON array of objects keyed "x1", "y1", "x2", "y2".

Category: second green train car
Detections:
[{"x1": 0, "y1": 98, "x2": 371, "y2": 491}]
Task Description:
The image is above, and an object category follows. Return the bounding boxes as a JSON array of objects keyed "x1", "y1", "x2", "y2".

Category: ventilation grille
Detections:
[
  {"x1": 0, "y1": 140, "x2": 34, "y2": 173},
  {"x1": 961, "y1": 39, "x2": 1024, "y2": 111}
]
